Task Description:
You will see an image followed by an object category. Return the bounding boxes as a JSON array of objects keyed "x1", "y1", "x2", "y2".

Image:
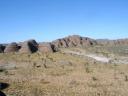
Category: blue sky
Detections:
[{"x1": 0, "y1": 0, "x2": 128, "y2": 43}]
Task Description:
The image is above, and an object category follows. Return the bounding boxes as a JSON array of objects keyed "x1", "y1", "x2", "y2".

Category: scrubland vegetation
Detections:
[{"x1": 0, "y1": 47, "x2": 128, "y2": 96}]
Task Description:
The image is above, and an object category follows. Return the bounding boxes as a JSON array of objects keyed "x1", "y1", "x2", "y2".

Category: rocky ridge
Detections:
[{"x1": 0, "y1": 35, "x2": 128, "y2": 53}]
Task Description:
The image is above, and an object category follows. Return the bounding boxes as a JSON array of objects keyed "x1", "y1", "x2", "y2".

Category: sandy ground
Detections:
[
  {"x1": 63, "y1": 50, "x2": 111, "y2": 63},
  {"x1": 62, "y1": 50, "x2": 128, "y2": 64}
]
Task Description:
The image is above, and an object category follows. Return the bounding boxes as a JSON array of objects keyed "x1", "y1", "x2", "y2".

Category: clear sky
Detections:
[{"x1": 0, "y1": 0, "x2": 128, "y2": 43}]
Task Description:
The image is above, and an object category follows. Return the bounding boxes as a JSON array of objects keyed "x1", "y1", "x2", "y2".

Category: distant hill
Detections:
[{"x1": 0, "y1": 35, "x2": 128, "y2": 53}]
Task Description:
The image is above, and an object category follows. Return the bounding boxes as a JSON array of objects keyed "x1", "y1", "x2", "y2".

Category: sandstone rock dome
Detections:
[
  {"x1": 19, "y1": 39, "x2": 38, "y2": 53},
  {"x1": 4, "y1": 42, "x2": 19, "y2": 53},
  {"x1": 52, "y1": 35, "x2": 96, "y2": 48},
  {"x1": 38, "y1": 42, "x2": 57, "y2": 53}
]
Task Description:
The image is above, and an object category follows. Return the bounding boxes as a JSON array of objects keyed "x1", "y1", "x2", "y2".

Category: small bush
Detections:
[
  {"x1": 84, "y1": 62, "x2": 91, "y2": 73},
  {"x1": 0, "y1": 68, "x2": 5, "y2": 72},
  {"x1": 92, "y1": 76, "x2": 98, "y2": 81},
  {"x1": 125, "y1": 75, "x2": 128, "y2": 81}
]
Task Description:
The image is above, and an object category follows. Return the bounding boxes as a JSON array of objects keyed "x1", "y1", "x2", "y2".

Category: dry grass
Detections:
[{"x1": 0, "y1": 51, "x2": 128, "y2": 96}]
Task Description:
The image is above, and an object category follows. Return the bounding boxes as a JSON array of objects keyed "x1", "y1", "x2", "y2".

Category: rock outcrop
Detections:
[
  {"x1": 4, "y1": 42, "x2": 19, "y2": 53},
  {"x1": 0, "y1": 45, "x2": 5, "y2": 53},
  {"x1": 52, "y1": 35, "x2": 97, "y2": 48},
  {"x1": 96, "y1": 39, "x2": 128, "y2": 46},
  {"x1": 19, "y1": 40, "x2": 38, "y2": 53},
  {"x1": 38, "y1": 43, "x2": 56, "y2": 53},
  {"x1": 0, "y1": 35, "x2": 128, "y2": 54}
]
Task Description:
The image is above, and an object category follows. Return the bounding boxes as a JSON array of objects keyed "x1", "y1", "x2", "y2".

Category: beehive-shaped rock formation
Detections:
[
  {"x1": 38, "y1": 43, "x2": 57, "y2": 53},
  {"x1": 19, "y1": 40, "x2": 38, "y2": 53},
  {"x1": 52, "y1": 35, "x2": 97, "y2": 48},
  {"x1": 4, "y1": 42, "x2": 19, "y2": 53}
]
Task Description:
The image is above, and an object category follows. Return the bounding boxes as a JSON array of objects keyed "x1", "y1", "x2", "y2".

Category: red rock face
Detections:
[
  {"x1": 38, "y1": 43, "x2": 54, "y2": 53},
  {"x1": 52, "y1": 39, "x2": 68, "y2": 48},
  {"x1": 4, "y1": 42, "x2": 19, "y2": 53},
  {"x1": 68, "y1": 35, "x2": 82, "y2": 47},
  {"x1": 1, "y1": 35, "x2": 128, "y2": 54},
  {"x1": 115, "y1": 39, "x2": 128, "y2": 45},
  {"x1": 19, "y1": 40, "x2": 38, "y2": 53},
  {"x1": 38, "y1": 42, "x2": 58, "y2": 53},
  {"x1": 96, "y1": 39, "x2": 128, "y2": 46},
  {"x1": 52, "y1": 35, "x2": 96, "y2": 48}
]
